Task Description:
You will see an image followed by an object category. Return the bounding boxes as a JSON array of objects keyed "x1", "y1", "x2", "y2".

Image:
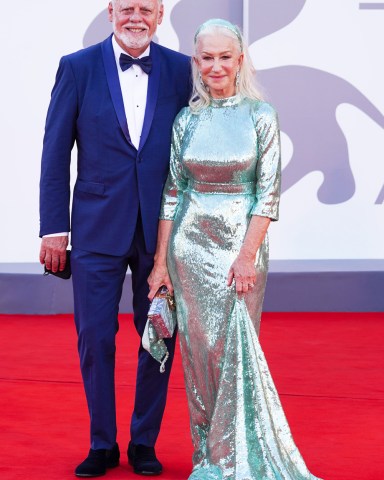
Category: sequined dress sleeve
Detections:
[{"x1": 159, "y1": 95, "x2": 322, "y2": 480}]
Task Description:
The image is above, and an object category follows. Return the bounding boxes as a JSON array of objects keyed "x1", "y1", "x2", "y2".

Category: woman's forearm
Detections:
[
  {"x1": 239, "y1": 215, "x2": 271, "y2": 261},
  {"x1": 148, "y1": 219, "x2": 175, "y2": 299},
  {"x1": 154, "y1": 219, "x2": 174, "y2": 264},
  {"x1": 227, "y1": 215, "x2": 271, "y2": 294}
]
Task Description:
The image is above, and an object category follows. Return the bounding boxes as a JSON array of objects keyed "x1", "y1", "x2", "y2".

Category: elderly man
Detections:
[{"x1": 39, "y1": 0, "x2": 190, "y2": 476}]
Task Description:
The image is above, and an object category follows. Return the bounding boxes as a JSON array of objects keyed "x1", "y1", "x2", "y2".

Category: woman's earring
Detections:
[
  {"x1": 235, "y1": 70, "x2": 240, "y2": 87},
  {"x1": 199, "y1": 72, "x2": 209, "y2": 91}
]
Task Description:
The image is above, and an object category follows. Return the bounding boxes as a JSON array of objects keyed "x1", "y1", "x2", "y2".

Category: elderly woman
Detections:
[{"x1": 148, "y1": 19, "x2": 322, "y2": 480}]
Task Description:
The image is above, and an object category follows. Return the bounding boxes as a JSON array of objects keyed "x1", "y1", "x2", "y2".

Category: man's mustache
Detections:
[{"x1": 123, "y1": 24, "x2": 149, "y2": 31}]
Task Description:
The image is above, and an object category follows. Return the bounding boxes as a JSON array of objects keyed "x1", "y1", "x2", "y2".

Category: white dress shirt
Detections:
[
  {"x1": 45, "y1": 36, "x2": 150, "y2": 238},
  {"x1": 112, "y1": 36, "x2": 149, "y2": 150}
]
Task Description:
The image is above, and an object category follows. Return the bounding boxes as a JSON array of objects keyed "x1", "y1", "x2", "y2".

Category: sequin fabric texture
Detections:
[{"x1": 160, "y1": 95, "x2": 322, "y2": 480}]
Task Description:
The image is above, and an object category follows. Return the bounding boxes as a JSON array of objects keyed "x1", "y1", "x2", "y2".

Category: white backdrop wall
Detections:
[{"x1": 0, "y1": 0, "x2": 383, "y2": 263}]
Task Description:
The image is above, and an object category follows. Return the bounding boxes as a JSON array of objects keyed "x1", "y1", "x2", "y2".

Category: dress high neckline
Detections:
[{"x1": 210, "y1": 94, "x2": 242, "y2": 108}]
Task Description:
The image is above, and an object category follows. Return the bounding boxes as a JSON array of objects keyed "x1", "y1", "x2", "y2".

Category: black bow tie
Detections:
[{"x1": 119, "y1": 53, "x2": 152, "y2": 74}]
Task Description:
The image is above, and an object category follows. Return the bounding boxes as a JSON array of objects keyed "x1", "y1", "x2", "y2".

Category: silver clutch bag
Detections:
[{"x1": 147, "y1": 286, "x2": 176, "y2": 339}]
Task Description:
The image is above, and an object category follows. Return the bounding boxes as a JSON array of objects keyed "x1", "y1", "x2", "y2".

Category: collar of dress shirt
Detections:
[{"x1": 111, "y1": 35, "x2": 151, "y2": 68}]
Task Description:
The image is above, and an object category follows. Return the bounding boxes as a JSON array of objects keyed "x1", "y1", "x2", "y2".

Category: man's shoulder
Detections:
[{"x1": 61, "y1": 37, "x2": 109, "y2": 64}]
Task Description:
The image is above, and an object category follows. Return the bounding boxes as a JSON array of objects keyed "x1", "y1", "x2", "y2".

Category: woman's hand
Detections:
[
  {"x1": 148, "y1": 261, "x2": 174, "y2": 301},
  {"x1": 227, "y1": 252, "x2": 256, "y2": 295}
]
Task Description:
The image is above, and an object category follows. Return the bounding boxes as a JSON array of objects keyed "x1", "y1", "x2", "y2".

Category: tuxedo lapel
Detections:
[
  {"x1": 101, "y1": 35, "x2": 133, "y2": 146},
  {"x1": 139, "y1": 42, "x2": 160, "y2": 152}
]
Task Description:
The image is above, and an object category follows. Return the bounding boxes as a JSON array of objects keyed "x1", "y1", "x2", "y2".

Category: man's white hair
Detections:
[{"x1": 111, "y1": 0, "x2": 162, "y2": 4}]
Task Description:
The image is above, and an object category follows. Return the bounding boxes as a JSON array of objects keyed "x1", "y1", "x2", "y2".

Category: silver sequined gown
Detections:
[{"x1": 160, "y1": 95, "x2": 321, "y2": 480}]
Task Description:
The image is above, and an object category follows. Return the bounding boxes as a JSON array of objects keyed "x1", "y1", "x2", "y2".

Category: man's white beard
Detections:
[{"x1": 115, "y1": 25, "x2": 153, "y2": 53}]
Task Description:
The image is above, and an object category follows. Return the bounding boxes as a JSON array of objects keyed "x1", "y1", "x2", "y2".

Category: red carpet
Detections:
[{"x1": 1, "y1": 312, "x2": 384, "y2": 480}]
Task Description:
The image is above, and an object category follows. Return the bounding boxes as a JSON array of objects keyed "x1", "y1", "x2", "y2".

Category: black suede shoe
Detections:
[
  {"x1": 128, "y1": 441, "x2": 162, "y2": 476},
  {"x1": 75, "y1": 443, "x2": 120, "y2": 477}
]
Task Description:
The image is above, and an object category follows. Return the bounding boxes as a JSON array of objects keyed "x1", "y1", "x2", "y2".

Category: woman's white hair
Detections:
[{"x1": 189, "y1": 19, "x2": 263, "y2": 112}]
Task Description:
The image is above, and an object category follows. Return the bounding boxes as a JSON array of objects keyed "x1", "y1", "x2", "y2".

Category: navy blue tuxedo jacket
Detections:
[{"x1": 40, "y1": 35, "x2": 191, "y2": 255}]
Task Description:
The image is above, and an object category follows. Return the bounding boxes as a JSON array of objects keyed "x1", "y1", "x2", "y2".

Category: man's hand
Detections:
[{"x1": 39, "y1": 236, "x2": 69, "y2": 273}]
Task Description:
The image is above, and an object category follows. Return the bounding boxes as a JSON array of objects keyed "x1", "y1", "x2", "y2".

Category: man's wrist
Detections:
[{"x1": 43, "y1": 232, "x2": 69, "y2": 238}]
